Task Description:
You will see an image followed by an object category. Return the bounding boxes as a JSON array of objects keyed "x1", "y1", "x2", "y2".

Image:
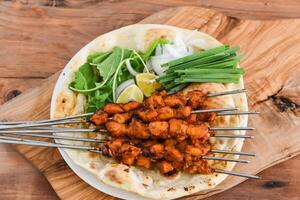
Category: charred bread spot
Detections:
[
  {"x1": 164, "y1": 170, "x2": 179, "y2": 177},
  {"x1": 184, "y1": 185, "x2": 195, "y2": 192},
  {"x1": 89, "y1": 151, "x2": 99, "y2": 158},
  {"x1": 89, "y1": 162, "x2": 96, "y2": 169},
  {"x1": 105, "y1": 169, "x2": 123, "y2": 185},
  {"x1": 167, "y1": 187, "x2": 176, "y2": 192}
]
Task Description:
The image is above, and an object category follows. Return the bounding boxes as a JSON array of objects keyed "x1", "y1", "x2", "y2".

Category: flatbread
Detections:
[{"x1": 50, "y1": 24, "x2": 248, "y2": 199}]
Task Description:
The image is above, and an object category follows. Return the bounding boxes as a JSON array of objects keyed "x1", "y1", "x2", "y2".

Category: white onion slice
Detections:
[
  {"x1": 116, "y1": 79, "x2": 135, "y2": 98},
  {"x1": 125, "y1": 59, "x2": 139, "y2": 76},
  {"x1": 184, "y1": 29, "x2": 198, "y2": 43},
  {"x1": 155, "y1": 44, "x2": 162, "y2": 56},
  {"x1": 144, "y1": 60, "x2": 153, "y2": 73},
  {"x1": 150, "y1": 56, "x2": 174, "y2": 75},
  {"x1": 187, "y1": 38, "x2": 210, "y2": 50}
]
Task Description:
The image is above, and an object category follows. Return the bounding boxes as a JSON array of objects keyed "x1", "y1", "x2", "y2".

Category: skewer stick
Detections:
[
  {"x1": 0, "y1": 113, "x2": 93, "y2": 125},
  {"x1": 206, "y1": 89, "x2": 247, "y2": 97},
  {"x1": 215, "y1": 169, "x2": 260, "y2": 179},
  {"x1": 0, "y1": 89, "x2": 247, "y2": 126},
  {"x1": 0, "y1": 136, "x2": 251, "y2": 163},
  {"x1": 0, "y1": 107, "x2": 238, "y2": 127},
  {"x1": 210, "y1": 127, "x2": 255, "y2": 131},
  {"x1": 211, "y1": 134, "x2": 254, "y2": 139},
  {"x1": 1, "y1": 132, "x2": 105, "y2": 143},
  {"x1": 0, "y1": 120, "x2": 88, "y2": 130},
  {"x1": 0, "y1": 136, "x2": 101, "y2": 151},
  {"x1": 210, "y1": 150, "x2": 256, "y2": 156},
  {"x1": 0, "y1": 129, "x2": 255, "y2": 139},
  {"x1": 217, "y1": 111, "x2": 260, "y2": 116},
  {"x1": 202, "y1": 156, "x2": 250, "y2": 163}
]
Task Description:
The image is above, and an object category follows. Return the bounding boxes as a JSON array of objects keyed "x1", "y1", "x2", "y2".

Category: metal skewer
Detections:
[
  {"x1": 211, "y1": 150, "x2": 256, "y2": 156},
  {"x1": 217, "y1": 111, "x2": 260, "y2": 116},
  {"x1": 0, "y1": 132, "x2": 105, "y2": 143},
  {"x1": 215, "y1": 169, "x2": 260, "y2": 179},
  {"x1": 202, "y1": 156, "x2": 250, "y2": 163},
  {"x1": 0, "y1": 129, "x2": 254, "y2": 139},
  {"x1": 0, "y1": 113, "x2": 93, "y2": 125},
  {"x1": 0, "y1": 107, "x2": 238, "y2": 127},
  {"x1": 211, "y1": 134, "x2": 254, "y2": 139},
  {"x1": 0, "y1": 136, "x2": 101, "y2": 151},
  {"x1": 0, "y1": 136, "x2": 250, "y2": 163},
  {"x1": 0, "y1": 120, "x2": 88, "y2": 130},
  {"x1": 0, "y1": 88, "x2": 248, "y2": 126},
  {"x1": 210, "y1": 127, "x2": 255, "y2": 131},
  {"x1": 206, "y1": 89, "x2": 247, "y2": 97},
  {"x1": 0, "y1": 132, "x2": 255, "y2": 156}
]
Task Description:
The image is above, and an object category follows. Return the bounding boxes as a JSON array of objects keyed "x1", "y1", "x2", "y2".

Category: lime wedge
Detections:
[
  {"x1": 136, "y1": 73, "x2": 161, "y2": 97},
  {"x1": 116, "y1": 84, "x2": 144, "y2": 103}
]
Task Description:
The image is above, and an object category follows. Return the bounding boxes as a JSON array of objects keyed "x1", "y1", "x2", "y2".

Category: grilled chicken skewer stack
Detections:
[{"x1": 0, "y1": 89, "x2": 259, "y2": 179}]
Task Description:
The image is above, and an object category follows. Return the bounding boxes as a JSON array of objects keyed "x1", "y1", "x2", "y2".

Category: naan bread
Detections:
[{"x1": 50, "y1": 24, "x2": 248, "y2": 199}]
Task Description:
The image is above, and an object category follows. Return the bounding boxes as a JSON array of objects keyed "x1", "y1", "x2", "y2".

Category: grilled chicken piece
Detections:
[
  {"x1": 196, "y1": 112, "x2": 217, "y2": 122},
  {"x1": 144, "y1": 92, "x2": 166, "y2": 109},
  {"x1": 183, "y1": 160, "x2": 213, "y2": 174},
  {"x1": 120, "y1": 144, "x2": 141, "y2": 166},
  {"x1": 128, "y1": 119, "x2": 151, "y2": 139},
  {"x1": 90, "y1": 110, "x2": 108, "y2": 126},
  {"x1": 103, "y1": 103, "x2": 124, "y2": 114},
  {"x1": 157, "y1": 106, "x2": 176, "y2": 121},
  {"x1": 136, "y1": 155, "x2": 151, "y2": 169},
  {"x1": 186, "y1": 124, "x2": 210, "y2": 140},
  {"x1": 105, "y1": 121, "x2": 127, "y2": 137},
  {"x1": 187, "y1": 90, "x2": 206, "y2": 109},
  {"x1": 176, "y1": 106, "x2": 192, "y2": 118},
  {"x1": 150, "y1": 143, "x2": 164, "y2": 159},
  {"x1": 136, "y1": 108, "x2": 158, "y2": 122},
  {"x1": 165, "y1": 146, "x2": 183, "y2": 162},
  {"x1": 148, "y1": 121, "x2": 169, "y2": 138},
  {"x1": 122, "y1": 101, "x2": 142, "y2": 112},
  {"x1": 112, "y1": 112, "x2": 133, "y2": 124},
  {"x1": 169, "y1": 119, "x2": 188, "y2": 141},
  {"x1": 157, "y1": 161, "x2": 174, "y2": 174},
  {"x1": 186, "y1": 144, "x2": 210, "y2": 156},
  {"x1": 164, "y1": 92, "x2": 186, "y2": 107},
  {"x1": 187, "y1": 113, "x2": 197, "y2": 123},
  {"x1": 164, "y1": 139, "x2": 177, "y2": 147},
  {"x1": 101, "y1": 138, "x2": 124, "y2": 157}
]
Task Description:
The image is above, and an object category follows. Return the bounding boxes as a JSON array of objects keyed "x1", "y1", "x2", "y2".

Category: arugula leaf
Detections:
[
  {"x1": 97, "y1": 47, "x2": 123, "y2": 80},
  {"x1": 92, "y1": 52, "x2": 111, "y2": 64},
  {"x1": 69, "y1": 47, "x2": 124, "y2": 93},
  {"x1": 87, "y1": 52, "x2": 104, "y2": 63},
  {"x1": 69, "y1": 63, "x2": 97, "y2": 90}
]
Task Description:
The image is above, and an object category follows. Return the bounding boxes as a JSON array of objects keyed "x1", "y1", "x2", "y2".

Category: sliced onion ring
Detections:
[
  {"x1": 125, "y1": 59, "x2": 139, "y2": 76},
  {"x1": 116, "y1": 79, "x2": 135, "y2": 98}
]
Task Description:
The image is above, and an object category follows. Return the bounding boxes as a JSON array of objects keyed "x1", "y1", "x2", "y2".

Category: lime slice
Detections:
[
  {"x1": 116, "y1": 84, "x2": 144, "y2": 103},
  {"x1": 136, "y1": 73, "x2": 161, "y2": 97}
]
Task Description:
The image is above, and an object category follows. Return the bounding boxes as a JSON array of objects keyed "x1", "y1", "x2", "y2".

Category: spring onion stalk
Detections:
[{"x1": 157, "y1": 45, "x2": 244, "y2": 91}]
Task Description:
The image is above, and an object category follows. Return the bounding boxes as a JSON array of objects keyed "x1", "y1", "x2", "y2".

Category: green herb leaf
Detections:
[{"x1": 69, "y1": 63, "x2": 97, "y2": 90}]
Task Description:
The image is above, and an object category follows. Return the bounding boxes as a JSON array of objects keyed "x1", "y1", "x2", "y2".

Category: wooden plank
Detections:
[
  {"x1": 1, "y1": 6, "x2": 300, "y2": 200},
  {"x1": 0, "y1": 0, "x2": 299, "y2": 199}
]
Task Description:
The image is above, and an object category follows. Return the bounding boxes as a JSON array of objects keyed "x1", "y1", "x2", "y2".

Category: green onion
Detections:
[
  {"x1": 162, "y1": 45, "x2": 230, "y2": 68},
  {"x1": 157, "y1": 45, "x2": 244, "y2": 92}
]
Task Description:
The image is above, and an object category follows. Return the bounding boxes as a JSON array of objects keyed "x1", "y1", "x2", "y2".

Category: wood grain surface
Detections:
[{"x1": 0, "y1": 1, "x2": 300, "y2": 200}]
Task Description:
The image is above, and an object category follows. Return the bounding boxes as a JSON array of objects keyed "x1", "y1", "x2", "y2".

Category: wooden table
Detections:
[{"x1": 0, "y1": 1, "x2": 300, "y2": 199}]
